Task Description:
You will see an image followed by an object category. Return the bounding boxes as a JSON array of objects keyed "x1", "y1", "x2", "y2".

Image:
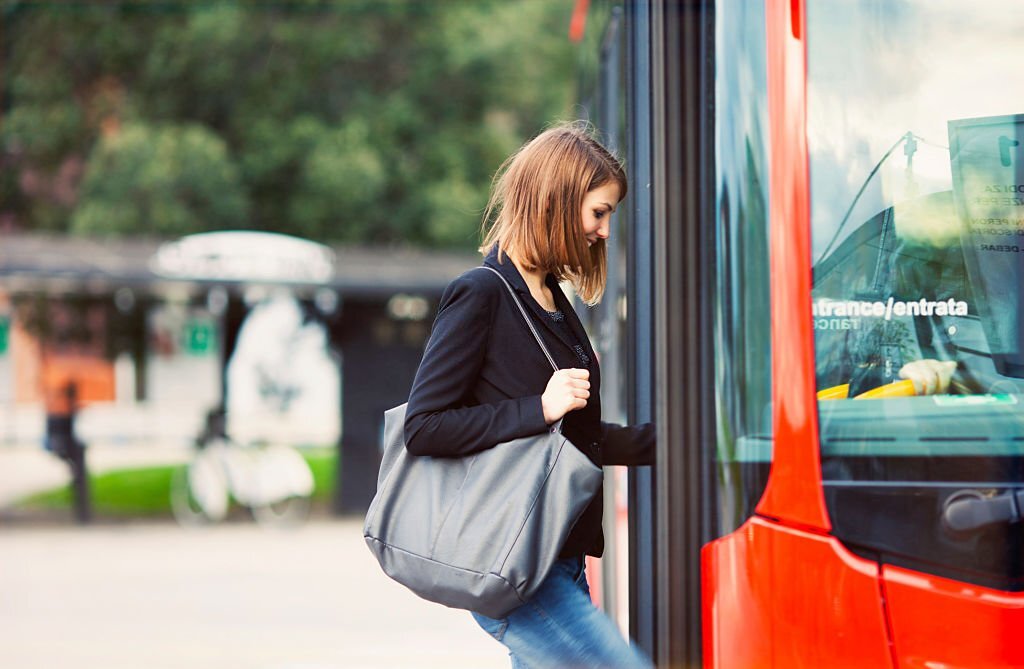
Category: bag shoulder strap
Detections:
[{"x1": 480, "y1": 266, "x2": 559, "y2": 373}]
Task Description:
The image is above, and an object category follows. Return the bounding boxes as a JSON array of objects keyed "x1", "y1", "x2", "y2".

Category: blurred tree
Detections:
[
  {"x1": 71, "y1": 123, "x2": 249, "y2": 236},
  {"x1": 1, "y1": 0, "x2": 578, "y2": 247}
]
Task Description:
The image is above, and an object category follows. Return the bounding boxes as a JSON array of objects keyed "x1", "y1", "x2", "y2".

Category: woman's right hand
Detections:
[{"x1": 542, "y1": 368, "x2": 590, "y2": 424}]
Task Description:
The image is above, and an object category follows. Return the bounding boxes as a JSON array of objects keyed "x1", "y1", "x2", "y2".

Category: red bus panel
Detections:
[
  {"x1": 883, "y1": 567, "x2": 1024, "y2": 669},
  {"x1": 703, "y1": 517, "x2": 892, "y2": 668}
]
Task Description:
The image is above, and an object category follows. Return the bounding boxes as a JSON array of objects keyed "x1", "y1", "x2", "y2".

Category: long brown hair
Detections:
[{"x1": 479, "y1": 121, "x2": 627, "y2": 305}]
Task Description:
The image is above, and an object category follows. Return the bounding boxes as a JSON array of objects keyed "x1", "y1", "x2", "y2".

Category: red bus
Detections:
[{"x1": 583, "y1": 1, "x2": 1024, "y2": 666}]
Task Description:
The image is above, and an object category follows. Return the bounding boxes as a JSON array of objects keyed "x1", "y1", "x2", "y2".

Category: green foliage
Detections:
[
  {"x1": 289, "y1": 119, "x2": 387, "y2": 241},
  {"x1": 71, "y1": 123, "x2": 249, "y2": 236},
  {"x1": 2, "y1": 0, "x2": 578, "y2": 247}
]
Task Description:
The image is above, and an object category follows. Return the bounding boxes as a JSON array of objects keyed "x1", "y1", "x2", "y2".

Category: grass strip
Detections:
[{"x1": 16, "y1": 448, "x2": 338, "y2": 518}]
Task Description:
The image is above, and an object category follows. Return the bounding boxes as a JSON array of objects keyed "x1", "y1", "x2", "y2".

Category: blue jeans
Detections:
[{"x1": 471, "y1": 557, "x2": 653, "y2": 669}]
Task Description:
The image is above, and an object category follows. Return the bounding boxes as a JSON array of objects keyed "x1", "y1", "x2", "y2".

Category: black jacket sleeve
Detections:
[
  {"x1": 404, "y1": 273, "x2": 549, "y2": 457},
  {"x1": 599, "y1": 421, "x2": 656, "y2": 466}
]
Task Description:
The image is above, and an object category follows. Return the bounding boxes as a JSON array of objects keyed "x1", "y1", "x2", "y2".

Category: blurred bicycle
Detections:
[{"x1": 170, "y1": 408, "x2": 315, "y2": 528}]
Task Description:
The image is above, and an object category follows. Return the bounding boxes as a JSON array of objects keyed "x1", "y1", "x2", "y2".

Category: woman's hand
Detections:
[
  {"x1": 899, "y1": 359, "x2": 957, "y2": 395},
  {"x1": 542, "y1": 368, "x2": 590, "y2": 424}
]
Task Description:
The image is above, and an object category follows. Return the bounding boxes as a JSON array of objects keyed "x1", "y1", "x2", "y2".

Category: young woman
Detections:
[{"x1": 404, "y1": 122, "x2": 655, "y2": 668}]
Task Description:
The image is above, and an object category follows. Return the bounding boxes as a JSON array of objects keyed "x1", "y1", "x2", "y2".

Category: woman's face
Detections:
[{"x1": 581, "y1": 182, "x2": 620, "y2": 247}]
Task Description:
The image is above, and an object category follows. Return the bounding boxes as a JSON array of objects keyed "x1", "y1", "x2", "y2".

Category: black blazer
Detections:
[{"x1": 405, "y1": 247, "x2": 654, "y2": 558}]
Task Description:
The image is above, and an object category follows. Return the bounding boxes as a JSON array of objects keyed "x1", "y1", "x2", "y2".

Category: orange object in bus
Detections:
[
  {"x1": 816, "y1": 383, "x2": 849, "y2": 400},
  {"x1": 853, "y1": 379, "x2": 916, "y2": 400}
]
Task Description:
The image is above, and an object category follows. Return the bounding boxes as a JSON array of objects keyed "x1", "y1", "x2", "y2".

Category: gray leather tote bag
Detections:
[{"x1": 363, "y1": 266, "x2": 603, "y2": 619}]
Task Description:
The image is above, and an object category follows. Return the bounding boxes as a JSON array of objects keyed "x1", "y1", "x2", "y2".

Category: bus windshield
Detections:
[{"x1": 809, "y1": 0, "x2": 1024, "y2": 591}]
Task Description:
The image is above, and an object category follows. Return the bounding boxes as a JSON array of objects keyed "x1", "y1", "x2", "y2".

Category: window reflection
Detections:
[
  {"x1": 712, "y1": 0, "x2": 771, "y2": 535},
  {"x1": 810, "y1": 1, "x2": 1024, "y2": 404}
]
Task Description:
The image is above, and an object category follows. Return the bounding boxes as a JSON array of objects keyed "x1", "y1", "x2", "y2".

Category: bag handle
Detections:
[{"x1": 481, "y1": 266, "x2": 560, "y2": 373}]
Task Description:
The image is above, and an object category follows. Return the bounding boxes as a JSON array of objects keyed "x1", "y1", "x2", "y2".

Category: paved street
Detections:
[{"x1": 0, "y1": 519, "x2": 508, "y2": 669}]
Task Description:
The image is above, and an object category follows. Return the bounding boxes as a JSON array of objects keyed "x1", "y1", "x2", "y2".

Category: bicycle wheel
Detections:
[
  {"x1": 250, "y1": 444, "x2": 314, "y2": 529},
  {"x1": 170, "y1": 449, "x2": 230, "y2": 527},
  {"x1": 251, "y1": 492, "x2": 312, "y2": 529}
]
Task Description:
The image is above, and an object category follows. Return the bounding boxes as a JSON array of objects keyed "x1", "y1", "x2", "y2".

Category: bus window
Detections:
[
  {"x1": 713, "y1": 0, "x2": 771, "y2": 535},
  {"x1": 809, "y1": 0, "x2": 1024, "y2": 590}
]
